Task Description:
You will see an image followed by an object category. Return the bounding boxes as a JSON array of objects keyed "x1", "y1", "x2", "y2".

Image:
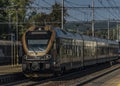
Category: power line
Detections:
[
  {"x1": 65, "y1": 0, "x2": 83, "y2": 7},
  {"x1": 98, "y1": 0, "x2": 119, "y2": 19},
  {"x1": 42, "y1": 0, "x2": 52, "y2": 6},
  {"x1": 112, "y1": 0, "x2": 120, "y2": 18},
  {"x1": 106, "y1": 0, "x2": 120, "y2": 19},
  {"x1": 67, "y1": 14, "x2": 81, "y2": 21},
  {"x1": 2, "y1": 0, "x2": 120, "y2": 22},
  {"x1": 65, "y1": 0, "x2": 91, "y2": 7}
]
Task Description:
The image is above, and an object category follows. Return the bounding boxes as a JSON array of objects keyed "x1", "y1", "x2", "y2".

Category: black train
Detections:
[
  {"x1": 0, "y1": 40, "x2": 22, "y2": 65},
  {"x1": 22, "y1": 26, "x2": 120, "y2": 77}
]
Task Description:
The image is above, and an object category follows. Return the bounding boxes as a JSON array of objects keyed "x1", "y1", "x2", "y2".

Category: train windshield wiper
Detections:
[
  {"x1": 29, "y1": 46, "x2": 37, "y2": 54},
  {"x1": 38, "y1": 47, "x2": 45, "y2": 51}
]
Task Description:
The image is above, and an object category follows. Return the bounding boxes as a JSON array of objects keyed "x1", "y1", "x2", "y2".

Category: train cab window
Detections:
[{"x1": 26, "y1": 31, "x2": 52, "y2": 52}]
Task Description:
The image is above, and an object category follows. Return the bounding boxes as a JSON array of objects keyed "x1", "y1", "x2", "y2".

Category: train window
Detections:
[
  {"x1": 84, "y1": 47, "x2": 88, "y2": 56},
  {"x1": 62, "y1": 45, "x2": 65, "y2": 54},
  {"x1": 61, "y1": 30, "x2": 67, "y2": 34},
  {"x1": 69, "y1": 45, "x2": 72, "y2": 56},
  {"x1": 77, "y1": 46, "x2": 79, "y2": 57}
]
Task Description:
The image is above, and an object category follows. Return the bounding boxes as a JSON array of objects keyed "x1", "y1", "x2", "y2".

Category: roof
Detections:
[
  {"x1": 53, "y1": 27, "x2": 83, "y2": 40},
  {"x1": 53, "y1": 27, "x2": 118, "y2": 45}
]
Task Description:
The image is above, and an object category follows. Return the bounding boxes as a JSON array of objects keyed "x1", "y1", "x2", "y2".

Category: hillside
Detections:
[{"x1": 64, "y1": 21, "x2": 117, "y2": 32}]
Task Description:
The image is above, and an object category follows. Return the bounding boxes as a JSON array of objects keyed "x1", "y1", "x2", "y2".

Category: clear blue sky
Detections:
[{"x1": 32, "y1": 0, "x2": 120, "y2": 22}]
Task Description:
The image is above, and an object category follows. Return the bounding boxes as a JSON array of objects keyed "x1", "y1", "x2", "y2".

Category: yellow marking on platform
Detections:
[{"x1": 117, "y1": 84, "x2": 120, "y2": 86}]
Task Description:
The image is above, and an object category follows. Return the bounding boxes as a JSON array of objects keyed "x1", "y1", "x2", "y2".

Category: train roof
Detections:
[
  {"x1": 53, "y1": 27, "x2": 118, "y2": 45},
  {"x1": 53, "y1": 27, "x2": 83, "y2": 40}
]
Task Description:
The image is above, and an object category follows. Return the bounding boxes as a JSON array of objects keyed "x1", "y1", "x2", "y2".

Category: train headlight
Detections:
[
  {"x1": 23, "y1": 55, "x2": 27, "y2": 60},
  {"x1": 44, "y1": 55, "x2": 51, "y2": 60},
  {"x1": 53, "y1": 61, "x2": 56, "y2": 65}
]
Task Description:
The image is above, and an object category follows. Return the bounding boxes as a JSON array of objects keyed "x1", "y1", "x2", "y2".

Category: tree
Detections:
[
  {"x1": 49, "y1": 2, "x2": 68, "y2": 27},
  {"x1": 0, "y1": 0, "x2": 32, "y2": 39},
  {"x1": 27, "y1": 12, "x2": 49, "y2": 27},
  {"x1": 27, "y1": 2, "x2": 68, "y2": 28},
  {"x1": 7, "y1": 0, "x2": 32, "y2": 33},
  {"x1": 0, "y1": 0, "x2": 9, "y2": 39}
]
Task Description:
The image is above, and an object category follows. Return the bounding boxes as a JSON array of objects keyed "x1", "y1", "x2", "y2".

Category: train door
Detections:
[
  {"x1": 95, "y1": 41, "x2": 98, "y2": 64},
  {"x1": 54, "y1": 38, "x2": 60, "y2": 65},
  {"x1": 56, "y1": 38, "x2": 60, "y2": 55},
  {"x1": 81, "y1": 39, "x2": 84, "y2": 68}
]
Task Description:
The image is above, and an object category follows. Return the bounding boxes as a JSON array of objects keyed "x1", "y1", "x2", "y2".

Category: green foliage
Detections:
[
  {"x1": 28, "y1": 2, "x2": 68, "y2": 27},
  {"x1": 0, "y1": 0, "x2": 32, "y2": 40},
  {"x1": 0, "y1": 0, "x2": 8, "y2": 21},
  {"x1": 0, "y1": 1, "x2": 68, "y2": 40}
]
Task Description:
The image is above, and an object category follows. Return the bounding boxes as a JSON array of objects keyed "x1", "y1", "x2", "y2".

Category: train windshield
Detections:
[{"x1": 26, "y1": 31, "x2": 51, "y2": 52}]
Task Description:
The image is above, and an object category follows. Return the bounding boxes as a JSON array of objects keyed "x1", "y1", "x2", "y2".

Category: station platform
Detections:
[
  {"x1": 102, "y1": 74, "x2": 120, "y2": 86},
  {"x1": 0, "y1": 64, "x2": 22, "y2": 75},
  {"x1": 88, "y1": 63, "x2": 120, "y2": 86}
]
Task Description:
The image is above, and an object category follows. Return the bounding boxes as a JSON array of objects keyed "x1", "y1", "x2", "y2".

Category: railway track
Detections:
[
  {"x1": 3, "y1": 62, "x2": 120, "y2": 86},
  {"x1": 0, "y1": 72, "x2": 24, "y2": 85}
]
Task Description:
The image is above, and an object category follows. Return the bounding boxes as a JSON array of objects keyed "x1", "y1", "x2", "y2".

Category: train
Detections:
[
  {"x1": 0, "y1": 40, "x2": 22, "y2": 65},
  {"x1": 22, "y1": 25, "x2": 120, "y2": 77}
]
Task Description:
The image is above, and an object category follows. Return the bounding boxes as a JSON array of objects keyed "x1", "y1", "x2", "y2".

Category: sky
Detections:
[{"x1": 32, "y1": 0, "x2": 120, "y2": 22}]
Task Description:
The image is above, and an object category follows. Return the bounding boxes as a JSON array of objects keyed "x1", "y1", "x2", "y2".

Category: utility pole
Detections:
[
  {"x1": 117, "y1": 22, "x2": 119, "y2": 41},
  {"x1": 92, "y1": 0, "x2": 95, "y2": 36},
  {"x1": 15, "y1": 6, "x2": 19, "y2": 66},
  {"x1": 61, "y1": 0, "x2": 64, "y2": 30},
  {"x1": 9, "y1": 14, "x2": 11, "y2": 33},
  {"x1": 113, "y1": 29, "x2": 115, "y2": 40},
  {"x1": 9, "y1": 13, "x2": 13, "y2": 66},
  {"x1": 108, "y1": 20, "x2": 110, "y2": 39}
]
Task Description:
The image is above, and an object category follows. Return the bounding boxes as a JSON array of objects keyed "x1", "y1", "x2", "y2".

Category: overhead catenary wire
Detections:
[
  {"x1": 98, "y1": 0, "x2": 120, "y2": 20},
  {"x1": 64, "y1": 0, "x2": 91, "y2": 21},
  {"x1": 107, "y1": 0, "x2": 120, "y2": 19},
  {"x1": 110, "y1": 0, "x2": 120, "y2": 18},
  {"x1": 42, "y1": 0, "x2": 52, "y2": 6},
  {"x1": 2, "y1": 0, "x2": 120, "y2": 24}
]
